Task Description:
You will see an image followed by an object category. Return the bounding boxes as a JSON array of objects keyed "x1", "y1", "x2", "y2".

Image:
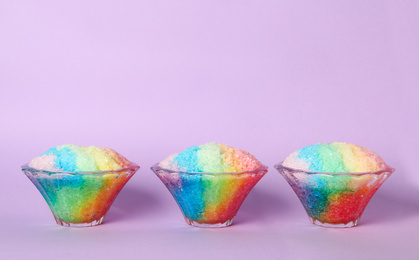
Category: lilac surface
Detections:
[{"x1": 1, "y1": 1, "x2": 418, "y2": 259}]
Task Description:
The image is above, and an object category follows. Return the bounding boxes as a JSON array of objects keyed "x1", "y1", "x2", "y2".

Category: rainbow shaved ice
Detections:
[
  {"x1": 28, "y1": 144, "x2": 132, "y2": 172},
  {"x1": 277, "y1": 142, "x2": 394, "y2": 227},
  {"x1": 152, "y1": 142, "x2": 267, "y2": 227},
  {"x1": 22, "y1": 144, "x2": 139, "y2": 227},
  {"x1": 282, "y1": 142, "x2": 387, "y2": 173},
  {"x1": 159, "y1": 142, "x2": 262, "y2": 173}
]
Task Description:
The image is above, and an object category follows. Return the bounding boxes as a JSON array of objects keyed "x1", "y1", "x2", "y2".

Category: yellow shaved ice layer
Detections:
[
  {"x1": 85, "y1": 146, "x2": 122, "y2": 171},
  {"x1": 334, "y1": 143, "x2": 385, "y2": 172},
  {"x1": 220, "y1": 144, "x2": 238, "y2": 172}
]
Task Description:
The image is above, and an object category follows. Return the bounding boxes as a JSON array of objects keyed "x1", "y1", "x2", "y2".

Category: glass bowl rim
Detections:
[
  {"x1": 274, "y1": 162, "x2": 394, "y2": 176},
  {"x1": 150, "y1": 163, "x2": 268, "y2": 175},
  {"x1": 21, "y1": 162, "x2": 140, "y2": 176}
]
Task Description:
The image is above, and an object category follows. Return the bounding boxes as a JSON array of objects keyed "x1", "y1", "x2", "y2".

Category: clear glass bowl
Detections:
[
  {"x1": 151, "y1": 164, "x2": 268, "y2": 228},
  {"x1": 21, "y1": 163, "x2": 140, "y2": 227},
  {"x1": 274, "y1": 163, "x2": 394, "y2": 228}
]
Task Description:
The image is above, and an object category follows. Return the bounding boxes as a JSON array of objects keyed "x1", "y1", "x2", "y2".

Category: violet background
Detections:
[{"x1": 1, "y1": 1, "x2": 418, "y2": 259}]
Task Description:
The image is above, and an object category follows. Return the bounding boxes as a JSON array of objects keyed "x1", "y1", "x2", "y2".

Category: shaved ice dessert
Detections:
[
  {"x1": 22, "y1": 144, "x2": 139, "y2": 227},
  {"x1": 151, "y1": 142, "x2": 267, "y2": 227},
  {"x1": 275, "y1": 142, "x2": 394, "y2": 228}
]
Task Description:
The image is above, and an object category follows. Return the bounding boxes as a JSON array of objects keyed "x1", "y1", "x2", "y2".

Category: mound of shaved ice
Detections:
[
  {"x1": 282, "y1": 142, "x2": 388, "y2": 173},
  {"x1": 159, "y1": 142, "x2": 262, "y2": 173},
  {"x1": 28, "y1": 144, "x2": 132, "y2": 172}
]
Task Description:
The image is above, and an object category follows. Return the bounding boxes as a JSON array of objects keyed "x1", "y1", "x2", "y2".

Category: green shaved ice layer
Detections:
[
  {"x1": 318, "y1": 144, "x2": 347, "y2": 173},
  {"x1": 68, "y1": 145, "x2": 98, "y2": 171},
  {"x1": 202, "y1": 174, "x2": 230, "y2": 204},
  {"x1": 197, "y1": 143, "x2": 225, "y2": 173}
]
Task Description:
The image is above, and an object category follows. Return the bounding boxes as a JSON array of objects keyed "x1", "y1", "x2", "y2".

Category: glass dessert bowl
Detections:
[
  {"x1": 151, "y1": 164, "x2": 267, "y2": 227},
  {"x1": 21, "y1": 163, "x2": 139, "y2": 227},
  {"x1": 274, "y1": 163, "x2": 394, "y2": 227}
]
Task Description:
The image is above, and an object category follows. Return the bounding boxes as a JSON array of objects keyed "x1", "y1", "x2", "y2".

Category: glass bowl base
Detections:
[
  {"x1": 184, "y1": 217, "x2": 234, "y2": 228},
  {"x1": 54, "y1": 215, "x2": 106, "y2": 227},
  {"x1": 309, "y1": 216, "x2": 360, "y2": 228}
]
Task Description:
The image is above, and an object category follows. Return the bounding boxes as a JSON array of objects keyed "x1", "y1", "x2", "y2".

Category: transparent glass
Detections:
[
  {"x1": 21, "y1": 163, "x2": 140, "y2": 227},
  {"x1": 274, "y1": 163, "x2": 394, "y2": 228},
  {"x1": 151, "y1": 164, "x2": 268, "y2": 228}
]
